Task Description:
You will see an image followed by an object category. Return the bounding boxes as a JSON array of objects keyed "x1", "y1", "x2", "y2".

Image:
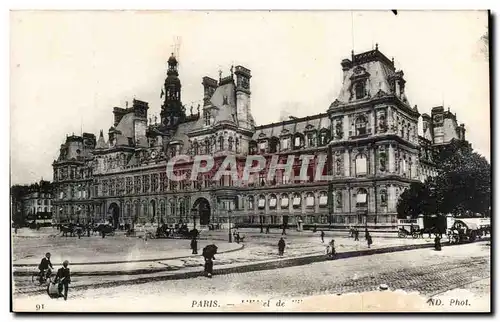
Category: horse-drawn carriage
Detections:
[
  {"x1": 448, "y1": 218, "x2": 490, "y2": 244},
  {"x1": 397, "y1": 219, "x2": 422, "y2": 238}
]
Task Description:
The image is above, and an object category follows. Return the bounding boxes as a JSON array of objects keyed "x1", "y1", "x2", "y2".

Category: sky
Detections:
[{"x1": 10, "y1": 10, "x2": 489, "y2": 185}]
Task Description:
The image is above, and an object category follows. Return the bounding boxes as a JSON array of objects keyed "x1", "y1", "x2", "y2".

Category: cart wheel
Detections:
[
  {"x1": 398, "y1": 231, "x2": 406, "y2": 238},
  {"x1": 412, "y1": 232, "x2": 419, "y2": 239}
]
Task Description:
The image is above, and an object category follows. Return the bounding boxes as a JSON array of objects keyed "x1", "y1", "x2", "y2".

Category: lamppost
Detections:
[
  {"x1": 191, "y1": 207, "x2": 197, "y2": 230},
  {"x1": 228, "y1": 209, "x2": 233, "y2": 243}
]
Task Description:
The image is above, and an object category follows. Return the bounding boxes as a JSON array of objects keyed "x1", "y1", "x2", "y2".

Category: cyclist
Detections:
[{"x1": 38, "y1": 252, "x2": 53, "y2": 282}]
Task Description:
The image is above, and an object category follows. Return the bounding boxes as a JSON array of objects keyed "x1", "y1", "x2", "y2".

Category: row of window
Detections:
[
  {"x1": 250, "y1": 130, "x2": 331, "y2": 155},
  {"x1": 191, "y1": 136, "x2": 241, "y2": 155}
]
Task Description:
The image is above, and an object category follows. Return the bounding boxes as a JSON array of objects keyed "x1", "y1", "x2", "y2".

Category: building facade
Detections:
[
  {"x1": 19, "y1": 180, "x2": 53, "y2": 223},
  {"x1": 52, "y1": 46, "x2": 466, "y2": 229}
]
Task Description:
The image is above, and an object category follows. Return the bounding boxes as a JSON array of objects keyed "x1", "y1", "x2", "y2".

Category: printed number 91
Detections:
[{"x1": 36, "y1": 304, "x2": 44, "y2": 311}]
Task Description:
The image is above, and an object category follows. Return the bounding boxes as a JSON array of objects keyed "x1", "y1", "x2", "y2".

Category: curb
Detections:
[
  {"x1": 16, "y1": 238, "x2": 489, "y2": 295},
  {"x1": 13, "y1": 243, "x2": 244, "y2": 268}
]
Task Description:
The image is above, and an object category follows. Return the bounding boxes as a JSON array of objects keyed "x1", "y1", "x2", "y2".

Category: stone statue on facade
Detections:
[
  {"x1": 335, "y1": 121, "x2": 343, "y2": 139},
  {"x1": 336, "y1": 157, "x2": 342, "y2": 175},
  {"x1": 379, "y1": 152, "x2": 387, "y2": 172}
]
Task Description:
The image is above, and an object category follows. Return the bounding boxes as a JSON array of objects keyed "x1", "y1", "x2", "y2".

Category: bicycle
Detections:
[{"x1": 31, "y1": 269, "x2": 53, "y2": 286}]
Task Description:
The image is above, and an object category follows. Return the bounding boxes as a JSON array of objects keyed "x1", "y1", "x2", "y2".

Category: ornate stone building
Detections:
[{"x1": 52, "y1": 46, "x2": 466, "y2": 229}]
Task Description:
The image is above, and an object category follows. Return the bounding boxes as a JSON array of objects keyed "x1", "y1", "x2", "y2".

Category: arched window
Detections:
[
  {"x1": 259, "y1": 140, "x2": 267, "y2": 153},
  {"x1": 269, "y1": 194, "x2": 277, "y2": 209},
  {"x1": 170, "y1": 200, "x2": 176, "y2": 217},
  {"x1": 280, "y1": 194, "x2": 289, "y2": 208},
  {"x1": 205, "y1": 138, "x2": 211, "y2": 154},
  {"x1": 218, "y1": 136, "x2": 224, "y2": 151},
  {"x1": 269, "y1": 137, "x2": 280, "y2": 153},
  {"x1": 355, "y1": 154, "x2": 368, "y2": 176},
  {"x1": 258, "y1": 195, "x2": 266, "y2": 209},
  {"x1": 293, "y1": 134, "x2": 304, "y2": 149},
  {"x1": 318, "y1": 129, "x2": 330, "y2": 146},
  {"x1": 247, "y1": 196, "x2": 254, "y2": 210},
  {"x1": 235, "y1": 138, "x2": 240, "y2": 153},
  {"x1": 307, "y1": 132, "x2": 316, "y2": 147},
  {"x1": 193, "y1": 141, "x2": 199, "y2": 155},
  {"x1": 228, "y1": 137, "x2": 234, "y2": 151},
  {"x1": 249, "y1": 141, "x2": 257, "y2": 155},
  {"x1": 319, "y1": 191, "x2": 328, "y2": 207},
  {"x1": 292, "y1": 193, "x2": 301, "y2": 209},
  {"x1": 159, "y1": 200, "x2": 166, "y2": 223},
  {"x1": 306, "y1": 192, "x2": 315, "y2": 208},
  {"x1": 355, "y1": 115, "x2": 367, "y2": 136},
  {"x1": 380, "y1": 189, "x2": 388, "y2": 206},
  {"x1": 355, "y1": 82, "x2": 365, "y2": 99},
  {"x1": 356, "y1": 188, "x2": 368, "y2": 208}
]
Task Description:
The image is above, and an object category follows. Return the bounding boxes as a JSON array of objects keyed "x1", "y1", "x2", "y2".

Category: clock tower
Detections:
[{"x1": 161, "y1": 53, "x2": 185, "y2": 131}]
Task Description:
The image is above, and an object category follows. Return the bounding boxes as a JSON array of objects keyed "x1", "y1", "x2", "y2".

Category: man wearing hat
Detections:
[{"x1": 56, "y1": 260, "x2": 71, "y2": 300}]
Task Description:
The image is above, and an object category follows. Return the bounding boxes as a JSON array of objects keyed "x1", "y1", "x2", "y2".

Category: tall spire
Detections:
[{"x1": 161, "y1": 52, "x2": 184, "y2": 128}]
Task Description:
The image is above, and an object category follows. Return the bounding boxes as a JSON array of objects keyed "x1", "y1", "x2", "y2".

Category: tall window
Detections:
[
  {"x1": 292, "y1": 193, "x2": 301, "y2": 209},
  {"x1": 249, "y1": 141, "x2": 257, "y2": 155},
  {"x1": 269, "y1": 194, "x2": 277, "y2": 209},
  {"x1": 355, "y1": 116, "x2": 367, "y2": 136},
  {"x1": 247, "y1": 196, "x2": 254, "y2": 210},
  {"x1": 160, "y1": 172, "x2": 166, "y2": 192},
  {"x1": 219, "y1": 136, "x2": 224, "y2": 151},
  {"x1": 258, "y1": 195, "x2": 266, "y2": 209},
  {"x1": 319, "y1": 191, "x2": 328, "y2": 207},
  {"x1": 204, "y1": 110, "x2": 211, "y2": 126},
  {"x1": 235, "y1": 138, "x2": 240, "y2": 153},
  {"x1": 228, "y1": 137, "x2": 234, "y2": 151},
  {"x1": 307, "y1": 133, "x2": 315, "y2": 147},
  {"x1": 355, "y1": 154, "x2": 368, "y2": 176},
  {"x1": 356, "y1": 188, "x2": 368, "y2": 208},
  {"x1": 281, "y1": 194, "x2": 289, "y2": 208},
  {"x1": 281, "y1": 137, "x2": 290, "y2": 150},
  {"x1": 306, "y1": 192, "x2": 315, "y2": 208},
  {"x1": 269, "y1": 137, "x2": 279, "y2": 153},
  {"x1": 205, "y1": 138, "x2": 211, "y2": 154},
  {"x1": 259, "y1": 141, "x2": 267, "y2": 153},
  {"x1": 355, "y1": 82, "x2": 365, "y2": 99},
  {"x1": 142, "y1": 175, "x2": 150, "y2": 193},
  {"x1": 193, "y1": 141, "x2": 199, "y2": 155}
]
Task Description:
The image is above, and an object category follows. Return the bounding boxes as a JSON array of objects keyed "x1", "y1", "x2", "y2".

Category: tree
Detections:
[
  {"x1": 398, "y1": 139, "x2": 491, "y2": 218},
  {"x1": 397, "y1": 181, "x2": 436, "y2": 219}
]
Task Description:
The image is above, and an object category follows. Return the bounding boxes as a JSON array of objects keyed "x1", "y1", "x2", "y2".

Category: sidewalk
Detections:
[
  {"x1": 13, "y1": 235, "x2": 453, "y2": 277},
  {"x1": 17, "y1": 239, "x2": 490, "y2": 297}
]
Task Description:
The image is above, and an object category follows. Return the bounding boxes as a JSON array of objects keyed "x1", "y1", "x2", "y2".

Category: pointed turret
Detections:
[{"x1": 96, "y1": 130, "x2": 107, "y2": 149}]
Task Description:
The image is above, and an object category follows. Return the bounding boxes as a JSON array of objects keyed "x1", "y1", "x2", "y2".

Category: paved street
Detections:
[{"x1": 13, "y1": 240, "x2": 490, "y2": 312}]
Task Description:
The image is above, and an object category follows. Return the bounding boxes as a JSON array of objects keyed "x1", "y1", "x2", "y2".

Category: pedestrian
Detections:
[
  {"x1": 191, "y1": 237, "x2": 198, "y2": 254},
  {"x1": 313, "y1": 223, "x2": 317, "y2": 233},
  {"x1": 365, "y1": 228, "x2": 369, "y2": 241},
  {"x1": 434, "y1": 235, "x2": 442, "y2": 251},
  {"x1": 320, "y1": 230, "x2": 325, "y2": 243},
  {"x1": 260, "y1": 224, "x2": 264, "y2": 234},
  {"x1": 278, "y1": 237, "x2": 286, "y2": 256},
  {"x1": 236, "y1": 232, "x2": 241, "y2": 244},
  {"x1": 281, "y1": 225, "x2": 286, "y2": 236},
  {"x1": 14, "y1": 224, "x2": 18, "y2": 235},
  {"x1": 87, "y1": 224, "x2": 91, "y2": 237},
  {"x1": 55, "y1": 260, "x2": 71, "y2": 301},
  {"x1": 77, "y1": 227, "x2": 81, "y2": 239},
  {"x1": 328, "y1": 239, "x2": 336, "y2": 258},
  {"x1": 102, "y1": 230, "x2": 106, "y2": 238},
  {"x1": 266, "y1": 225, "x2": 270, "y2": 234},
  {"x1": 367, "y1": 233, "x2": 373, "y2": 248},
  {"x1": 354, "y1": 229, "x2": 359, "y2": 241},
  {"x1": 202, "y1": 245, "x2": 217, "y2": 278}
]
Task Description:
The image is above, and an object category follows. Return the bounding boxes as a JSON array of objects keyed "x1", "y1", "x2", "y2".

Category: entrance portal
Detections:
[
  {"x1": 193, "y1": 198, "x2": 211, "y2": 225},
  {"x1": 108, "y1": 203, "x2": 120, "y2": 229}
]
